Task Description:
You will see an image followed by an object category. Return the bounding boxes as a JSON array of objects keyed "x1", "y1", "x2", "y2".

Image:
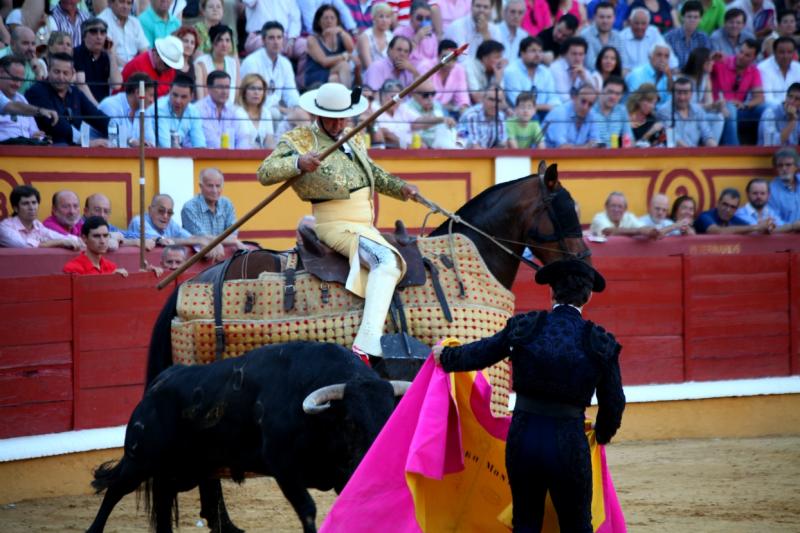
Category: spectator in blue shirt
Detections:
[
  {"x1": 586, "y1": 0, "x2": 629, "y2": 31},
  {"x1": 769, "y1": 148, "x2": 800, "y2": 223},
  {"x1": 83, "y1": 193, "x2": 156, "y2": 250},
  {"x1": 625, "y1": 42, "x2": 673, "y2": 100},
  {"x1": 144, "y1": 73, "x2": 207, "y2": 148},
  {"x1": 181, "y1": 168, "x2": 247, "y2": 249},
  {"x1": 735, "y1": 178, "x2": 786, "y2": 225},
  {"x1": 694, "y1": 188, "x2": 773, "y2": 234},
  {"x1": 503, "y1": 36, "x2": 559, "y2": 116},
  {"x1": 97, "y1": 72, "x2": 156, "y2": 148},
  {"x1": 594, "y1": 75, "x2": 633, "y2": 146},
  {"x1": 542, "y1": 84, "x2": 602, "y2": 148},
  {"x1": 758, "y1": 83, "x2": 800, "y2": 146},
  {"x1": 663, "y1": 1, "x2": 711, "y2": 70},
  {"x1": 128, "y1": 194, "x2": 225, "y2": 261}
]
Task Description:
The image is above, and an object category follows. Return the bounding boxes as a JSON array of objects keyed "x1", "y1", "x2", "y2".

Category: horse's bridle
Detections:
[{"x1": 417, "y1": 174, "x2": 591, "y2": 272}]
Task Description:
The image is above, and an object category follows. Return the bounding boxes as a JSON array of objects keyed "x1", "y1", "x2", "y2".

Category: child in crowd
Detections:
[{"x1": 506, "y1": 92, "x2": 544, "y2": 149}]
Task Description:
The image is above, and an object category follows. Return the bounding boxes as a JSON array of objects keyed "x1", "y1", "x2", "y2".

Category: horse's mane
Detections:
[{"x1": 430, "y1": 174, "x2": 538, "y2": 235}]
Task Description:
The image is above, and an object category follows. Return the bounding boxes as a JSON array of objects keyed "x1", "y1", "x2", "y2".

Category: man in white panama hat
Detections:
[
  {"x1": 257, "y1": 82, "x2": 420, "y2": 362},
  {"x1": 121, "y1": 35, "x2": 184, "y2": 97}
]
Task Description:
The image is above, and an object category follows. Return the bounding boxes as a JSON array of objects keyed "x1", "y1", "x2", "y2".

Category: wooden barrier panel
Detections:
[
  {"x1": 71, "y1": 272, "x2": 174, "y2": 430},
  {"x1": 790, "y1": 253, "x2": 800, "y2": 375},
  {"x1": 684, "y1": 254, "x2": 792, "y2": 381},
  {"x1": 0, "y1": 276, "x2": 73, "y2": 438},
  {"x1": 512, "y1": 256, "x2": 684, "y2": 385}
]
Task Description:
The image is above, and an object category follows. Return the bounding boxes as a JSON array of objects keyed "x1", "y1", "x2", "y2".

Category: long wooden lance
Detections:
[{"x1": 157, "y1": 42, "x2": 469, "y2": 289}]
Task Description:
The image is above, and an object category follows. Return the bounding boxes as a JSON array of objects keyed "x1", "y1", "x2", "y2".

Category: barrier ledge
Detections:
[
  {"x1": 3, "y1": 376, "x2": 799, "y2": 464},
  {"x1": 0, "y1": 245, "x2": 238, "y2": 278},
  {"x1": 0, "y1": 144, "x2": 779, "y2": 160}
]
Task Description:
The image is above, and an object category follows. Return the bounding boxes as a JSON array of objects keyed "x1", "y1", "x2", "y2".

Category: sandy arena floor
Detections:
[{"x1": 1, "y1": 436, "x2": 798, "y2": 532}]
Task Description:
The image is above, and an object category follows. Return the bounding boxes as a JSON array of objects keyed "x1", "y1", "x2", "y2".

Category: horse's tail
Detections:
[{"x1": 145, "y1": 287, "x2": 179, "y2": 387}]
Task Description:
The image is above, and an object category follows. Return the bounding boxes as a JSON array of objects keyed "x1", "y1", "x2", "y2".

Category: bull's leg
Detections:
[
  {"x1": 86, "y1": 458, "x2": 147, "y2": 533},
  {"x1": 152, "y1": 478, "x2": 177, "y2": 533},
  {"x1": 199, "y1": 479, "x2": 244, "y2": 533},
  {"x1": 275, "y1": 477, "x2": 317, "y2": 533},
  {"x1": 85, "y1": 471, "x2": 142, "y2": 532}
]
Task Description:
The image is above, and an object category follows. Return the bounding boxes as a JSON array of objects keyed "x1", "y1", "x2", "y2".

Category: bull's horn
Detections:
[
  {"x1": 390, "y1": 381, "x2": 412, "y2": 397},
  {"x1": 302, "y1": 384, "x2": 346, "y2": 414}
]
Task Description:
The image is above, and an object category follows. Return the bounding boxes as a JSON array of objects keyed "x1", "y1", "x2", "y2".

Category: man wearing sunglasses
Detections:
[
  {"x1": 405, "y1": 80, "x2": 458, "y2": 148},
  {"x1": 695, "y1": 188, "x2": 774, "y2": 234},
  {"x1": 74, "y1": 18, "x2": 122, "y2": 106},
  {"x1": 393, "y1": 1, "x2": 438, "y2": 68},
  {"x1": 127, "y1": 194, "x2": 225, "y2": 260}
]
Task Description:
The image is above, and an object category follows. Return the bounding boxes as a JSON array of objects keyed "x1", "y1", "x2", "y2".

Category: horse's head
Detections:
[{"x1": 525, "y1": 162, "x2": 592, "y2": 266}]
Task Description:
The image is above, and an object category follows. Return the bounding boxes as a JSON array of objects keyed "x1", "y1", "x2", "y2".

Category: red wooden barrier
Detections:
[
  {"x1": 790, "y1": 253, "x2": 800, "y2": 375},
  {"x1": 683, "y1": 254, "x2": 792, "y2": 381},
  {"x1": 72, "y1": 272, "x2": 174, "y2": 430},
  {"x1": 512, "y1": 256, "x2": 684, "y2": 385},
  {"x1": 0, "y1": 276, "x2": 73, "y2": 438}
]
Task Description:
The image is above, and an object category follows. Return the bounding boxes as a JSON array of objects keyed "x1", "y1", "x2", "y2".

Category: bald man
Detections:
[
  {"x1": 84, "y1": 193, "x2": 156, "y2": 250},
  {"x1": 43, "y1": 190, "x2": 83, "y2": 237},
  {"x1": 127, "y1": 194, "x2": 225, "y2": 262}
]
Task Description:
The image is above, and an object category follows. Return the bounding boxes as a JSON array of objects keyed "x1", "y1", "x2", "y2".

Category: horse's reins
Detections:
[{"x1": 415, "y1": 177, "x2": 588, "y2": 273}]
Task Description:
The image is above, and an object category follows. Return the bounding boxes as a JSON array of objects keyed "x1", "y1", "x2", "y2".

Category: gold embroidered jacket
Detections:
[{"x1": 256, "y1": 124, "x2": 408, "y2": 201}]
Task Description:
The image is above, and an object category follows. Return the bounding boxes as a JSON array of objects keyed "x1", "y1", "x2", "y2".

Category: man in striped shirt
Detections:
[
  {"x1": 456, "y1": 85, "x2": 508, "y2": 147},
  {"x1": 593, "y1": 75, "x2": 633, "y2": 146}
]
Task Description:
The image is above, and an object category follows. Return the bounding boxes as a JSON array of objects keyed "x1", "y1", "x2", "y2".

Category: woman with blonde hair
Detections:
[
  {"x1": 195, "y1": 24, "x2": 240, "y2": 103},
  {"x1": 626, "y1": 83, "x2": 665, "y2": 146},
  {"x1": 235, "y1": 73, "x2": 275, "y2": 149},
  {"x1": 356, "y1": 2, "x2": 393, "y2": 70}
]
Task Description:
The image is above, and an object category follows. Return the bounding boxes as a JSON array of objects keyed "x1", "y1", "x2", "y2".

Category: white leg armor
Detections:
[{"x1": 352, "y1": 237, "x2": 402, "y2": 356}]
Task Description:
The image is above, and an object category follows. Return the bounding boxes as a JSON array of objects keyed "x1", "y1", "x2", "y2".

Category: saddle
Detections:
[{"x1": 295, "y1": 220, "x2": 427, "y2": 289}]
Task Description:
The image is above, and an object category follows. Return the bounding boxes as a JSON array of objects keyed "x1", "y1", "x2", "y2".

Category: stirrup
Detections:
[{"x1": 351, "y1": 345, "x2": 372, "y2": 367}]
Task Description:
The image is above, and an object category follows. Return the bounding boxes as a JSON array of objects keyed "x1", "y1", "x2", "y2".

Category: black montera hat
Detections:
[{"x1": 534, "y1": 259, "x2": 606, "y2": 292}]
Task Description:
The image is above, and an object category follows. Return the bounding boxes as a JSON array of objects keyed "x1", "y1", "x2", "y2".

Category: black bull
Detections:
[{"x1": 87, "y1": 342, "x2": 409, "y2": 533}]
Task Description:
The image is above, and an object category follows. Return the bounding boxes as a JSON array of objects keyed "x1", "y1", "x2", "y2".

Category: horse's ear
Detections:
[
  {"x1": 544, "y1": 164, "x2": 559, "y2": 192},
  {"x1": 537, "y1": 160, "x2": 547, "y2": 178}
]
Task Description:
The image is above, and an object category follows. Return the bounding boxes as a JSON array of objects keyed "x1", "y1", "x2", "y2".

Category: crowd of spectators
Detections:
[
  {"x1": 588, "y1": 146, "x2": 800, "y2": 237},
  {"x1": 2, "y1": 0, "x2": 800, "y2": 148},
  {"x1": 2, "y1": 147, "x2": 798, "y2": 277},
  {"x1": 0, "y1": 166, "x2": 245, "y2": 274}
]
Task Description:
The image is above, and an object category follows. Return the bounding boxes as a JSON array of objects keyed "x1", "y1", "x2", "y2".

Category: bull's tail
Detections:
[
  {"x1": 91, "y1": 460, "x2": 124, "y2": 494},
  {"x1": 146, "y1": 287, "x2": 179, "y2": 387}
]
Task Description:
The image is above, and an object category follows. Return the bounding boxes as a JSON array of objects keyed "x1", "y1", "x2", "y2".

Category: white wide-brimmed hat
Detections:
[
  {"x1": 299, "y1": 83, "x2": 369, "y2": 118},
  {"x1": 154, "y1": 36, "x2": 185, "y2": 70}
]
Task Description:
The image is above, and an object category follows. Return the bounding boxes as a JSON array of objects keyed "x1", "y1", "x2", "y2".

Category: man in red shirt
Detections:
[
  {"x1": 121, "y1": 35, "x2": 183, "y2": 97},
  {"x1": 63, "y1": 216, "x2": 129, "y2": 276}
]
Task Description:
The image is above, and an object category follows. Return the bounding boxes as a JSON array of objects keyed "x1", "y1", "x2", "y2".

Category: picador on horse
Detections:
[{"x1": 257, "y1": 82, "x2": 421, "y2": 364}]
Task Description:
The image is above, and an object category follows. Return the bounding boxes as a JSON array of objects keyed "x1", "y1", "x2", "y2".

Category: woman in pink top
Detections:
[{"x1": 430, "y1": 39, "x2": 471, "y2": 117}]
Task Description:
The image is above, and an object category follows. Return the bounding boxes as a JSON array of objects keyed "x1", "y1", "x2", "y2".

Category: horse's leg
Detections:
[
  {"x1": 199, "y1": 479, "x2": 244, "y2": 533},
  {"x1": 275, "y1": 476, "x2": 317, "y2": 533}
]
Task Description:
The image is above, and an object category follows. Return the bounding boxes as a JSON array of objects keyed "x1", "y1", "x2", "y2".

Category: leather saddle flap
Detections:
[{"x1": 296, "y1": 220, "x2": 426, "y2": 288}]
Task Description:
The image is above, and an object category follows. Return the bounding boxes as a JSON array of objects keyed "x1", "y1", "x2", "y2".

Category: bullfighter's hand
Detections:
[
  {"x1": 401, "y1": 183, "x2": 419, "y2": 201},
  {"x1": 298, "y1": 152, "x2": 322, "y2": 173},
  {"x1": 432, "y1": 344, "x2": 444, "y2": 364}
]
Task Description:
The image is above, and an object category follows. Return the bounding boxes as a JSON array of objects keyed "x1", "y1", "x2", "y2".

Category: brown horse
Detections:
[{"x1": 144, "y1": 162, "x2": 590, "y2": 533}]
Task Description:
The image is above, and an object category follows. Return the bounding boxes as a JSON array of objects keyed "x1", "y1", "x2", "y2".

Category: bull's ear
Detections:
[
  {"x1": 537, "y1": 160, "x2": 547, "y2": 178},
  {"x1": 544, "y1": 163, "x2": 559, "y2": 192}
]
